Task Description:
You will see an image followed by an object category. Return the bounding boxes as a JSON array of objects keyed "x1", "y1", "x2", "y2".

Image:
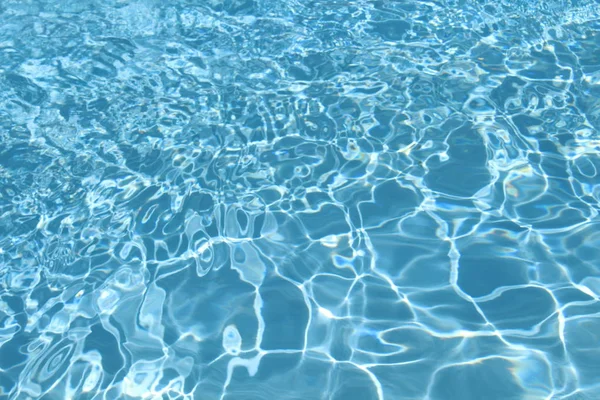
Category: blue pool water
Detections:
[{"x1": 1, "y1": 0, "x2": 600, "y2": 399}]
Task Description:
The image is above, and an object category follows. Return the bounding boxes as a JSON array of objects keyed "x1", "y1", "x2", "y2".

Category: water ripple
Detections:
[{"x1": 0, "y1": 0, "x2": 600, "y2": 399}]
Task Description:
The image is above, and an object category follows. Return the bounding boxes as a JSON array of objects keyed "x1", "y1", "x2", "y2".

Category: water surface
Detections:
[{"x1": 1, "y1": 1, "x2": 600, "y2": 399}]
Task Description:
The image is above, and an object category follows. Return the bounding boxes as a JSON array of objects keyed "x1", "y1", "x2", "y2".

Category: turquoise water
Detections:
[{"x1": 1, "y1": 0, "x2": 600, "y2": 399}]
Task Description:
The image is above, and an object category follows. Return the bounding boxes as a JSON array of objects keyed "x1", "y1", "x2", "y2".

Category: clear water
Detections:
[{"x1": 1, "y1": 0, "x2": 600, "y2": 399}]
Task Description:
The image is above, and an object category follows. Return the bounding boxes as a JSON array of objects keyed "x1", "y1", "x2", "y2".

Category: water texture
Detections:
[{"x1": 1, "y1": 0, "x2": 600, "y2": 399}]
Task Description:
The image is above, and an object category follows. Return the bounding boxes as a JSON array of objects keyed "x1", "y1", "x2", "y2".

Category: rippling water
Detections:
[{"x1": 1, "y1": 0, "x2": 600, "y2": 399}]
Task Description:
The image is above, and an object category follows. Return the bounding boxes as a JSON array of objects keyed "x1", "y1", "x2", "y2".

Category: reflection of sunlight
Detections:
[
  {"x1": 320, "y1": 234, "x2": 340, "y2": 248},
  {"x1": 318, "y1": 307, "x2": 336, "y2": 319},
  {"x1": 559, "y1": 129, "x2": 600, "y2": 159},
  {"x1": 2, "y1": 1, "x2": 599, "y2": 399},
  {"x1": 577, "y1": 281, "x2": 599, "y2": 299}
]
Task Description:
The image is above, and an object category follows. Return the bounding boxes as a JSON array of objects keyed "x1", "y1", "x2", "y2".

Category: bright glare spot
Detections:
[
  {"x1": 577, "y1": 284, "x2": 596, "y2": 298},
  {"x1": 196, "y1": 241, "x2": 211, "y2": 254},
  {"x1": 320, "y1": 235, "x2": 340, "y2": 248},
  {"x1": 318, "y1": 307, "x2": 335, "y2": 319}
]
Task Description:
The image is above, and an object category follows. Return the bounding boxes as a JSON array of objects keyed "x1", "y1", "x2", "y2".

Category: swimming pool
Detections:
[{"x1": 1, "y1": 0, "x2": 599, "y2": 399}]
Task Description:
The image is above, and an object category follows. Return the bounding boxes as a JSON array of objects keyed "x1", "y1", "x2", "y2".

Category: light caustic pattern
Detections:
[{"x1": 0, "y1": 0, "x2": 600, "y2": 399}]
